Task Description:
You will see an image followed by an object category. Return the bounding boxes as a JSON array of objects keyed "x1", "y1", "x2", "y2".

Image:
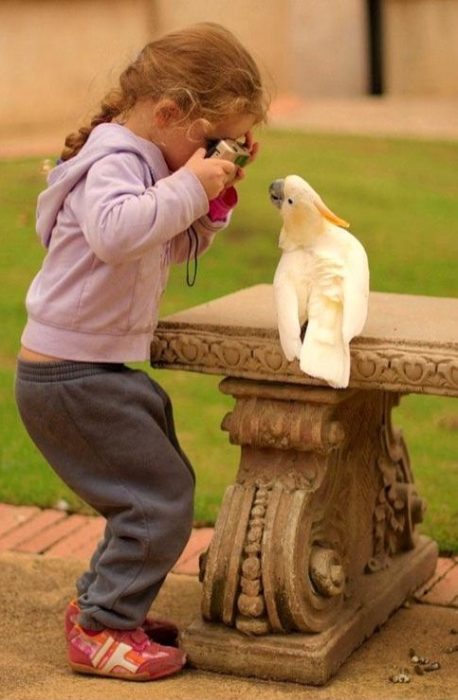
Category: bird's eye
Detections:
[{"x1": 287, "y1": 197, "x2": 294, "y2": 205}]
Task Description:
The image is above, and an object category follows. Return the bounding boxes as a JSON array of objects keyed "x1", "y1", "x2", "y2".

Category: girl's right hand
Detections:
[{"x1": 184, "y1": 148, "x2": 236, "y2": 200}]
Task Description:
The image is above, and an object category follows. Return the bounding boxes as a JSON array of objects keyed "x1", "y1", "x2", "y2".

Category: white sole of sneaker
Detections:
[{"x1": 69, "y1": 661, "x2": 183, "y2": 681}]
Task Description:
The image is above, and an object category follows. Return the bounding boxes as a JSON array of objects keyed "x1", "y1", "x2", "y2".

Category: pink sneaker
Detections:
[
  {"x1": 65, "y1": 600, "x2": 178, "y2": 646},
  {"x1": 67, "y1": 623, "x2": 186, "y2": 681}
]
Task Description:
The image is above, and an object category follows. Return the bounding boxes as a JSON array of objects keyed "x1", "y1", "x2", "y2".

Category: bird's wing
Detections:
[
  {"x1": 273, "y1": 257, "x2": 303, "y2": 361},
  {"x1": 341, "y1": 236, "x2": 370, "y2": 344},
  {"x1": 300, "y1": 257, "x2": 349, "y2": 388}
]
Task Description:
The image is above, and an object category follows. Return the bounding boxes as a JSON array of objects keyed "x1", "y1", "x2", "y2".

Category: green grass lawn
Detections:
[{"x1": 0, "y1": 129, "x2": 457, "y2": 551}]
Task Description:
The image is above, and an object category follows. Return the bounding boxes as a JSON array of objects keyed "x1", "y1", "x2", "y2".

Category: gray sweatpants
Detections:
[{"x1": 15, "y1": 360, "x2": 195, "y2": 631}]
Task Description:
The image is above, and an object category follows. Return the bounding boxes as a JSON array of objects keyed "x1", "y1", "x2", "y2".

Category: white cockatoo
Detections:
[{"x1": 270, "y1": 175, "x2": 369, "y2": 389}]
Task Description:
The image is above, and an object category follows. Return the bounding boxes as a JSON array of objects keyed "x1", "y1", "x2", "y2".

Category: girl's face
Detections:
[
  {"x1": 161, "y1": 111, "x2": 258, "y2": 172},
  {"x1": 122, "y1": 99, "x2": 257, "y2": 172}
]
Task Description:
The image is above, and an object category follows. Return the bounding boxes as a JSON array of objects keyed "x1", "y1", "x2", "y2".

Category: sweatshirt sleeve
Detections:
[
  {"x1": 169, "y1": 187, "x2": 238, "y2": 264},
  {"x1": 81, "y1": 152, "x2": 209, "y2": 265}
]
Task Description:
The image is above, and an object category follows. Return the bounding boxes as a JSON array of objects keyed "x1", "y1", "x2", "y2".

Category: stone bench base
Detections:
[
  {"x1": 177, "y1": 377, "x2": 437, "y2": 684},
  {"x1": 182, "y1": 536, "x2": 437, "y2": 685}
]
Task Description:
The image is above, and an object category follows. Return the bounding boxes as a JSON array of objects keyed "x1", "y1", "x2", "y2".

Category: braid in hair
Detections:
[{"x1": 60, "y1": 86, "x2": 132, "y2": 161}]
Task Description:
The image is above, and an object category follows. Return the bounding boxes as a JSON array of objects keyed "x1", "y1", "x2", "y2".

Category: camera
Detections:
[{"x1": 205, "y1": 138, "x2": 250, "y2": 167}]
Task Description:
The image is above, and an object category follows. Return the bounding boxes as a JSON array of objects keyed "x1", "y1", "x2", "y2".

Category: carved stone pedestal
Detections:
[
  {"x1": 181, "y1": 379, "x2": 438, "y2": 685},
  {"x1": 151, "y1": 285, "x2": 457, "y2": 685}
]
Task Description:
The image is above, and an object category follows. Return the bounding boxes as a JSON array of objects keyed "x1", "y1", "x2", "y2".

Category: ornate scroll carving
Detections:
[
  {"x1": 200, "y1": 381, "x2": 351, "y2": 635},
  {"x1": 198, "y1": 380, "x2": 429, "y2": 638},
  {"x1": 221, "y1": 396, "x2": 345, "y2": 453},
  {"x1": 366, "y1": 393, "x2": 426, "y2": 573},
  {"x1": 236, "y1": 484, "x2": 271, "y2": 635},
  {"x1": 201, "y1": 479, "x2": 348, "y2": 635},
  {"x1": 151, "y1": 328, "x2": 458, "y2": 397}
]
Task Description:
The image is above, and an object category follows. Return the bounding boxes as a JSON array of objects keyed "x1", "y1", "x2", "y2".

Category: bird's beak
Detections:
[
  {"x1": 314, "y1": 194, "x2": 350, "y2": 229},
  {"x1": 269, "y1": 179, "x2": 285, "y2": 209}
]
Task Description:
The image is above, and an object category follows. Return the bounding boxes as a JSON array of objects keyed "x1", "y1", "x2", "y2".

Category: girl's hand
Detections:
[{"x1": 185, "y1": 148, "x2": 236, "y2": 200}]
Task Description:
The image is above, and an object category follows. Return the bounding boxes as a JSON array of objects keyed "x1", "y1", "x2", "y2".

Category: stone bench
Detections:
[{"x1": 151, "y1": 284, "x2": 458, "y2": 685}]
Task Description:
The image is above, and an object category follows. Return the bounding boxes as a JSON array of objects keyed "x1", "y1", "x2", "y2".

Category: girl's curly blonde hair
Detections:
[{"x1": 61, "y1": 22, "x2": 269, "y2": 161}]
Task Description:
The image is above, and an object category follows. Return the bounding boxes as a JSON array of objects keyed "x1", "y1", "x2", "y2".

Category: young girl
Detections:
[{"x1": 15, "y1": 22, "x2": 268, "y2": 681}]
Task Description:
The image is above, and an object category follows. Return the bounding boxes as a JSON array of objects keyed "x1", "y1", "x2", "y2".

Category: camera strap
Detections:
[{"x1": 186, "y1": 226, "x2": 198, "y2": 287}]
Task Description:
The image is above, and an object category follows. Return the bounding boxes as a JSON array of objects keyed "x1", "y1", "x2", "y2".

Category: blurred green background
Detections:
[{"x1": 0, "y1": 128, "x2": 457, "y2": 551}]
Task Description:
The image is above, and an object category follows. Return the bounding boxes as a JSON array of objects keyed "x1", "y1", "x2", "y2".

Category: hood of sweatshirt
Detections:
[{"x1": 36, "y1": 123, "x2": 170, "y2": 247}]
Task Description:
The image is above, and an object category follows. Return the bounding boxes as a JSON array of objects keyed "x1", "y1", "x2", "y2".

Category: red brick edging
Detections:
[{"x1": 0, "y1": 503, "x2": 212, "y2": 576}]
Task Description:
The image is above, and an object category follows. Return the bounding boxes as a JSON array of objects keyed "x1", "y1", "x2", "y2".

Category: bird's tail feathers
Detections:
[{"x1": 299, "y1": 331, "x2": 350, "y2": 389}]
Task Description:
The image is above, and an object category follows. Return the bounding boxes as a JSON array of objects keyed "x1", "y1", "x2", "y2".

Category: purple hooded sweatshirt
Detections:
[{"x1": 21, "y1": 123, "x2": 234, "y2": 362}]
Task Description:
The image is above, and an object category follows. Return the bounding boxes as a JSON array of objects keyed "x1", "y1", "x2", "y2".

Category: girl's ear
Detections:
[
  {"x1": 186, "y1": 117, "x2": 210, "y2": 142},
  {"x1": 154, "y1": 99, "x2": 182, "y2": 127}
]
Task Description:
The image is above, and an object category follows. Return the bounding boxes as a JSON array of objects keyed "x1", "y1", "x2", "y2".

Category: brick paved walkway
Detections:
[
  {"x1": 0, "y1": 502, "x2": 456, "y2": 607},
  {"x1": 0, "y1": 503, "x2": 212, "y2": 577}
]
